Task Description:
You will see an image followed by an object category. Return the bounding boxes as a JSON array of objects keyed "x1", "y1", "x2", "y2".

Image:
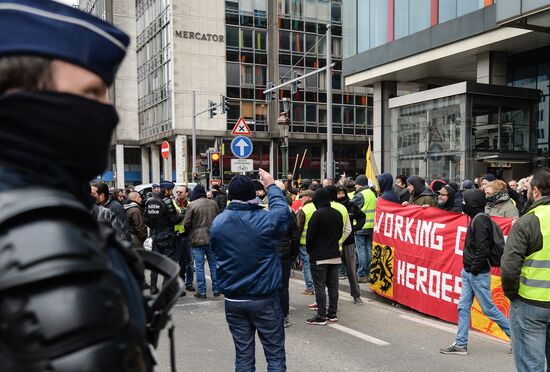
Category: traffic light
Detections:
[
  {"x1": 265, "y1": 81, "x2": 274, "y2": 102},
  {"x1": 291, "y1": 72, "x2": 303, "y2": 94},
  {"x1": 210, "y1": 151, "x2": 221, "y2": 178},
  {"x1": 208, "y1": 100, "x2": 217, "y2": 118},
  {"x1": 221, "y1": 95, "x2": 229, "y2": 114}
]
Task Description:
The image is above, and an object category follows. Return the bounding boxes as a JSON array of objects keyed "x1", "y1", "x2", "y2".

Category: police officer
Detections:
[
  {"x1": 0, "y1": 1, "x2": 181, "y2": 370},
  {"x1": 145, "y1": 180, "x2": 184, "y2": 294}
]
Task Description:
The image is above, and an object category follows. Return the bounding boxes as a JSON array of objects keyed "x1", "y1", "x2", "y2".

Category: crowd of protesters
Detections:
[{"x1": 89, "y1": 166, "x2": 550, "y2": 372}]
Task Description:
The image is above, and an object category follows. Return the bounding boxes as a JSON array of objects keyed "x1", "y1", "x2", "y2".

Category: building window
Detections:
[
  {"x1": 227, "y1": 63, "x2": 240, "y2": 86},
  {"x1": 227, "y1": 26, "x2": 239, "y2": 48}
]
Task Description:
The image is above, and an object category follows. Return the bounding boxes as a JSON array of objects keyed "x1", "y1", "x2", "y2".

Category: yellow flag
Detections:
[{"x1": 366, "y1": 139, "x2": 379, "y2": 191}]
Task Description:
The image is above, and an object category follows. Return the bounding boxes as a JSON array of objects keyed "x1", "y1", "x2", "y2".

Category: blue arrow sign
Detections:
[{"x1": 230, "y1": 136, "x2": 253, "y2": 159}]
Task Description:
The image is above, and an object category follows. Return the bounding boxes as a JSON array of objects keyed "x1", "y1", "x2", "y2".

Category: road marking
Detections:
[
  {"x1": 328, "y1": 323, "x2": 390, "y2": 346},
  {"x1": 399, "y1": 314, "x2": 457, "y2": 334}
]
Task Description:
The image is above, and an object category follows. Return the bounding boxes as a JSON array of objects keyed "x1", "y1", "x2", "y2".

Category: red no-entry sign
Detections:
[{"x1": 161, "y1": 141, "x2": 170, "y2": 160}]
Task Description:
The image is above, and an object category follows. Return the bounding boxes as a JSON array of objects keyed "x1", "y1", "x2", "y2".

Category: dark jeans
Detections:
[
  {"x1": 311, "y1": 263, "x2": 339, "y2": 319},
  {"x1": 278, "y1": 257, "x2": 291, "y2": 317},
  {"x1": 341, "y1": 243, "x2": 360, "y2": 298},
  {"x1": 225, "y1": 296, "x2": 286, "y2": 372},
  {"x1": 175, "y1": 235, "x2": 191, "y2": 285},
  {"x1": 150, "y1": 236, "x2": 177, "y2": 289}
]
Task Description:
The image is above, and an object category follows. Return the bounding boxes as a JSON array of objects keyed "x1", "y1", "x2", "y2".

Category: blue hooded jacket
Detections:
[
  {"x1": 210, "y1": 184, "x2": 291, "y2": 299},
  {"x1": 377, "y1": 173, "x2": 400, "y2": 203}
]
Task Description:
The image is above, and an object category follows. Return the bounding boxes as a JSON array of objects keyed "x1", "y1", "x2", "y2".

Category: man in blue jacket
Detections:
[{"x1": 211, "y1": 169, "x2": 291, "y2": 372}]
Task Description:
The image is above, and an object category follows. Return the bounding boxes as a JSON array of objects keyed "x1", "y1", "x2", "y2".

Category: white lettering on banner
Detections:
[
  {"x1": 454, "y1": 226, "x2": 468, "y2": 256},
  {"x1": 397, "y1": 260, "x2": 460, "y2": 305},
  {"x1": 376, "y1": 212, "x2": 446, "y2": 251}
]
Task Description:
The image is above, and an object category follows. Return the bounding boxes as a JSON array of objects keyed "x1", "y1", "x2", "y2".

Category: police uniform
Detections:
[{"x1": 0, "y1": 1, "x2": 182, "y2": 370}]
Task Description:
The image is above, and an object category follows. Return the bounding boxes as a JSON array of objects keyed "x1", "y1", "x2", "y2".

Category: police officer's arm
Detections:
[
  {"x1": 470, "y1": 216, "x2": 492, "y2": 275},
  {"x1": 501, "y1": 214, "x2": 543, "y2": 300},
  {"x1": 165, "y1": 198, "x2": 184, "y2": 225}
]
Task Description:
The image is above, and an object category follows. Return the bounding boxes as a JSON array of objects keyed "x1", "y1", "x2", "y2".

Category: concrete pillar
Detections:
[
  {"x1": 175, "y1": 135, "x2": 188, "y2": 184},
  {"x1": 141, "y1": 147, "x2": 150, "y2": 184},
  {"x1": 477, "y1": 51, "x2": 507, "y2": 85},
  {"x1": 269, "y1": 140, "x2": 276, "y2": 176},
  {"x1": 151, "y1": 144, "x2": 161, "y2": 183},
  {"x1": 373, "y1": 81, "x2": 397, "y2": 174},
  {"x1": 115, "y1": 144, "x2": 125, "y2": 189},
  {"x1": 164, "y1": 145, "x2": 173, "y2": 181},
  {"x1": 320, "y1": 142, "x2": 326, "y2": 180}
]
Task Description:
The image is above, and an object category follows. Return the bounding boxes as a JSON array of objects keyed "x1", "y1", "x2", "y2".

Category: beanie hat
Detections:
[
  {"x1": 462, "y1": 180, "x2": 474, "y2": 190},
  {"x1": 482, "y1": 174, "x2": 496, "y2": 182},
  {"x1": 355, "y1": 174, "x2": 368, "y2": 187},
  {"x1": 228, "y1": 175, "x2": 256, "y2": 201}
]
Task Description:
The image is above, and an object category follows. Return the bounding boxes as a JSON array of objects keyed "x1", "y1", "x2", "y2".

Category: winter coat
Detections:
[
  {"x1": 462, "y1": 190, "x2": 492, "y2": 275},
  {"x1": 394, "y1": 185, "x2": 410, "y2": 204},
  {"x1": 213, "y1": 189, "x2": 228, "y2": 212},
  {"x1": 276, "y1": 207, "x2": 300, "y2": 261},
  {"x1": 105, "y1": 197, "x2": 131, "y2": 241},
  {"x1": 485, "y1": 192, "x2": 519, "y2": 219},
  {"x1": 92, "y1": 204, "x2": 128, "y2": 241},
  {"x1": 377, "y1": 173, "x2": 400, "y2": 203},
  {"x1": 124, "y1": 202, "x2": 147, "y2": 243},
  {"x1": 306, "y1": 188, "x2": 343, "y2": 263},
  {"x1": 407, "y1": 176, "x2": 437, "y2": 207},
  {"x1": 211, "y1": 184, "x2": 291, "y2": 299},
  {"x1": 184, "y1": 186, "x2": 219, "y2": 246},
  {"x1": 336, "y1": 186, "x2": 366, "y2": 246},
  {"x1": 501, "y1": 196, "x2": 550, "y2": 306}
]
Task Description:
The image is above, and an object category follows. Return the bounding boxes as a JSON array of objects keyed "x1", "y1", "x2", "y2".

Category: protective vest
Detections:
[
  {"x1": 347, "y1": 191, "x2": 355, "y2": 200},
  {"x1": 360, "y1": 188, "x2": 377, "y2": 229},
  {"x1": 173, "y1": 200, "x2": 185, "y2": 234},
  {"x1": 519, "y1": 205, "x2": 550, "y2": 302},
  {"x1": 330, "y1": 201, "x2": 349, "y2": 250},
  {"x1": 299, "y1": 202, "x2": 316, "y2": 246}
]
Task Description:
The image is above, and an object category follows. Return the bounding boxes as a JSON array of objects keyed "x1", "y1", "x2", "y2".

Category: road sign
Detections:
[
  {"x1": 231, "y1": 116, "x2": 252, "y2": 136},
  {"x1": 161, "y1": 141, "x2": 170, "y2": 160},
  {"x1": 230, "y1": 136, "x2": 253, "y2": 159},
  {"x1": 231, "y1": 159, "x2": 253, "y2": 173},
  {"x1": 210, "y1": 179, "x2": 222, "y2": 187}
]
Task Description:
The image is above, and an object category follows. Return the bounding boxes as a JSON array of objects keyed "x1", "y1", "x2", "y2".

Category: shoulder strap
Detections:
[{"x1": 0, "y1": 188, "x2": 91, "y2": 227}]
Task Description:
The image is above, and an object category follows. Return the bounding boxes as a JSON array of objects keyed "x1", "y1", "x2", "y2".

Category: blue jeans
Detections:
[
  {"x1": 298, "y1": 246, "x2": 314, "y2": 291},
  {"x1": 192, "y1": 244, "x2": 219, "y2": 295},
  {"x1": 455, "y1": 269, "x2": 511, "y2": 347},
  {"x1": 355, "y1": 233, "x2": 372, "y2": 278},
  {"x1": 510, "y1": 298, "x2": 550, "y2": 371},
  {"x1": 225, "y1": 296, "x2": 286, "y2": 372}
]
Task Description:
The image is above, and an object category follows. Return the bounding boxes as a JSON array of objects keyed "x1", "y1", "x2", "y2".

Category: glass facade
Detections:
[
  {"x1": 391, "y1": 88, "x2": 538, "y2": 181},
  {"x1": 508, "y1": 47, "x2": 550, "y2": 167},
  {"x1": 136, "y1": 0, "x2": 172, "y2": 139},
  {"x1": 226, "y1": 0, "x2": 371, "y2": 136},
  {"x1": 347, "y1": 0, "x2": 490, "y2": 55}
]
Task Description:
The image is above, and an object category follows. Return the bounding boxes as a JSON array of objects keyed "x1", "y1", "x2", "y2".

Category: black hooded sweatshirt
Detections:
[
  {"x1": 462, "y1": 189, "x2": 492, "y2": 275},
  {"x1": 437, "y1": 185, "x2": 463, "y2": 213},
  {"x1": 407, "y1": 176, "x2": 437, "y2": 206},
  {"x1": 336, "y1": 186, "x2": 366, "y2": 246},
  {"x1": 306, "y1": 188, "x2": 343, "y2": 263}
]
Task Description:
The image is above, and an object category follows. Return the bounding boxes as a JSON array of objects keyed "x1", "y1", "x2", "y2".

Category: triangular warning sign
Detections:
[{"x1": 232, "y1": 116, "x2": 252, "y2": 136}]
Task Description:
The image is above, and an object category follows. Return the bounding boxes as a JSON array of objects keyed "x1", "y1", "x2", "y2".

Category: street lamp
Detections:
[{"x1": 278, "y1": 97, "x2": 290, "y2": 179}]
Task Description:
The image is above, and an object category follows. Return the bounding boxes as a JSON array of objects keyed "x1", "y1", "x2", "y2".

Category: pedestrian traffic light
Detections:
[
  {"x1": 221, "y1": 95, "x2": 229, "y2": 114},
  {"x1": 265, "y1": 81, "x2": 274, "y2": 102},
  {"x1": 210, "y1": 151, "x2": 221, "y2": 178},
  {"x1": 208, "y1": 100, "x2": 217, "y2": 118}
]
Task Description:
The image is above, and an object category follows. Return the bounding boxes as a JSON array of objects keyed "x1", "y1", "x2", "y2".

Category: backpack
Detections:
[
  {"x1": 471, "y1": 213, "x2": 505, "y2": 267},
  {"x1": 144, "y1": 197, "x2": 166, "y2": 229}
]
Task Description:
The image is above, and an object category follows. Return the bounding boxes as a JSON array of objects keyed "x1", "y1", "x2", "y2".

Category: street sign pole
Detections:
[
  {"x1": 326, "y1": 24, "x2": 333, "y2": 180},
  {"x1": 192, "y1": 90, "x2": 197, "y2": 178}
]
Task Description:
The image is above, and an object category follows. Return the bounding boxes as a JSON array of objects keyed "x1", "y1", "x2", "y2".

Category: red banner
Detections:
[{"x1": 371, "y1": 199, "x2": 513, "y2": 339}]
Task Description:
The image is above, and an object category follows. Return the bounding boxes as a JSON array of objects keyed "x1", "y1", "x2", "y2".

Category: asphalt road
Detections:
[{"x1": 154, "y1": 272, "x2": 515, "y2": 372}]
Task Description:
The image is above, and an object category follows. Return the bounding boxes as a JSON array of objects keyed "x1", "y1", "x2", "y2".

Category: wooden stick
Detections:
[{"x1": 291, "y1": 153, "x2": 299, "y2": 181}]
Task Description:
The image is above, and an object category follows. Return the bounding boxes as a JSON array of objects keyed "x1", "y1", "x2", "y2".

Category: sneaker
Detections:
[
  {"x1": 186, "y1": 286, "x2": 196, "y2": 292},
  {"x1": 213, "y1": 292, "x2": 221, "y2": 297},
  {"x1": 301, "y1": 289, "x2": 314, "y2": 295},
  {"x1": 357, "y1": 276, "x2": 369, "y2": 283},
  {"x1": 327, "y1": 315, "x2": 338, "y2": 323},
  {"x1": 194, "y1": 293, "x2": 207, "y2": 299},
  {"x1": 306, "y1": 316, "x2": 327, "y2": 326},
  {"x1": 353, "y1": 296, "x2": 364, "y2": 305},
  {"x1": 307, "y1": 303, "x2": 318, "y2": 311},
  {"x1": 439, "y1": 343, "x2": 468, "y2": 355},
  {"x1": 284, "y1": 317, "x2": 291, "y2": 328},
  {"x1": 339, "y1": 275, "x2": 347, "y2": 280}
]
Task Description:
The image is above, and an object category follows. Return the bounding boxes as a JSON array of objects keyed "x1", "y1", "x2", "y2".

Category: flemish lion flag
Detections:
[{"x1": 366, "y1": 139, "x2": 379, "y2": 191}]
